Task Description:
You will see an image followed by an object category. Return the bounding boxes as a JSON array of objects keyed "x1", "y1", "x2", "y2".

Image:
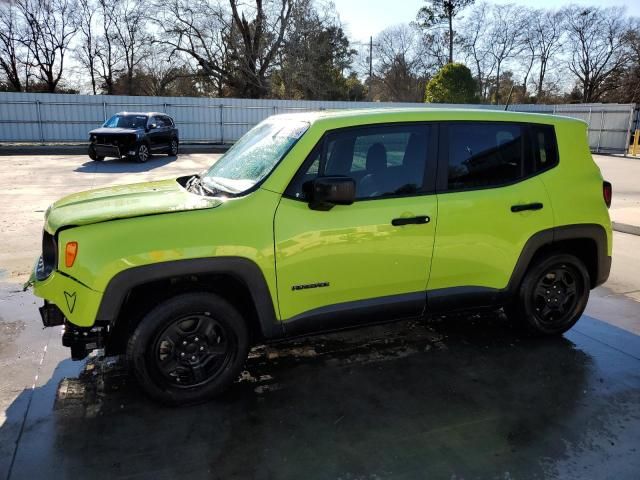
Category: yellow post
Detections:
[{"x1": 630, "y1": 130, "x2": 640, "y2": 156}]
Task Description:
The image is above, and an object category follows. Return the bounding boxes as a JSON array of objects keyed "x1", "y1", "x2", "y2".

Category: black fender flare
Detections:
[
  {"x1": 507, "y1": 223, "x2": 611, "y2": 293},
  {"x1": 95, "y1": 257, "x2": 283, "y2": 339}
]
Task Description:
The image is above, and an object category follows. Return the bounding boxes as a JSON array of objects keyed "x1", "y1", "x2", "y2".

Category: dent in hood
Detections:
[{"x1": 45, "y1": 178, "x2": 223, "y2": 233}]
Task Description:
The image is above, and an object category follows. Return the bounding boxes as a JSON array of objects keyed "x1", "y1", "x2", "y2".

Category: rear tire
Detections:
[
  {"x1": 127, "y1": 292, "x2": 249, "y2": 405},
  {"x1": 168, "y1": 138, "x2": 179, "y2": 156},
  {"x1": 507, "y1": 253, "x2": 590, "y2": 336}
]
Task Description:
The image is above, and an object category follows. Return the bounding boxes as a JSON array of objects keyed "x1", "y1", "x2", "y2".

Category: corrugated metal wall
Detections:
[{"x1": 0, "y1": 92, "x2": 635, "y2": 153}]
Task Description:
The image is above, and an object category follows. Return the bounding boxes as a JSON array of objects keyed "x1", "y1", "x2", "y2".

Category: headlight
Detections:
[{"x1": 36, "y1": 231, "x2": 57, "y2": 280}]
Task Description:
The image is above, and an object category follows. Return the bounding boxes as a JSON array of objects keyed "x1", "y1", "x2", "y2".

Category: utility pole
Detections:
[{"x1": 352, "y1": 37, "x2": 379, "y2": 101}]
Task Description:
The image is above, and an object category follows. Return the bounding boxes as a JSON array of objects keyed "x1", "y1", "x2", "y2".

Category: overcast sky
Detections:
[{"x1": 332, "y1": 0, "x2": 640, "y2": 43}]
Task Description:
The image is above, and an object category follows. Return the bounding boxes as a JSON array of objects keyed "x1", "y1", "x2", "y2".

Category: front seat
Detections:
[{"x1": 359, "y1": 143, "x2": 388, "y2": 197}]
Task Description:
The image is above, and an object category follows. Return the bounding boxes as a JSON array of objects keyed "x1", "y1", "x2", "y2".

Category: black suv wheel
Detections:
[
  {"x1": 168, "y1": 138, "x2": 179, "y2": 156},
  {"x1": 509, "y1": 253, "x2": 590, "y2": 336},
  {"x1": 127, "y1": 293, "x2": 249, "y2": 405},
  {"x1": 88, "y1": 145, "x2": 104, "y2": 161},
  {"x1": 135, "y1": 143, "x2": 150, "y2": 163}
]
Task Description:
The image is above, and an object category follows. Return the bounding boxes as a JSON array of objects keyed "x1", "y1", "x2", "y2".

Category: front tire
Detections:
[
  {"x1": 127, "y1": 293, "x2": 249, "y2": 405},
  {"x1": 135, "y1": 143, "x2": 150, "y2": 163},
  {"x1": 88, "y1": 145, "x2": 104, "y2": 161},
  {"x1": 508, "y1": 253, "x2": 590, "y2": 336}
]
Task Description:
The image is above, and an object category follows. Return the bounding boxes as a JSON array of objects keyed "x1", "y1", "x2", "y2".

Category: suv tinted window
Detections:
[
  {"x1": 531, "y1": 124, "x2": 558, "y2": 172},
  {"x1": 287, "y1": 124, "x2": 431, "y2": 200},
  {"x1": 447, "y1": 123, "x2": 526, "y2": 190},
  {"x1": 161, "y1": 115, "x2": 174, "y2": 127}
]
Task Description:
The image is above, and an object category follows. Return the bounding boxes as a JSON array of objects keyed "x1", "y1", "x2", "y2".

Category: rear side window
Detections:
[
  {"x1": 162, "y1": 116, "x2": 174, "y2": 127},
  {"x1": 531, "y1": 124, "x2": 558, "y2": 172},
  {"x1": 446, "y1": 123, "x2": 526, "y2": 190},
  {"x1": 150, "y1": 116, "x2": 164, "y2": 127}
]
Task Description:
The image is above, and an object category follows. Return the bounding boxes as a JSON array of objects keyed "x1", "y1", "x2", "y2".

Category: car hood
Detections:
[
  {"x1": 45, "y1": 178, "x2": 223, "y2": 233},
  {"x1": 89, "y1": 127, "x2": 140, "y2": 135}
]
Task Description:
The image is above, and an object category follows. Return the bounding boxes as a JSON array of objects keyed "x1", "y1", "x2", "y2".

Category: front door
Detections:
[{"x1": 274, "y1": 123, "x2": 439, "y2": 333}]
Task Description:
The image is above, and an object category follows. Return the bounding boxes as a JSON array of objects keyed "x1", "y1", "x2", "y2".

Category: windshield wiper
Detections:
[{"x1": 187, "y1": 175, "x2": 218, "y2": 196}]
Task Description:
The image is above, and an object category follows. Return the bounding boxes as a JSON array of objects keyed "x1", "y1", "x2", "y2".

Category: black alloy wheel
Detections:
[
  {"x1": 136, "y1": 143, "x2": 150, "y2": 163},
  {"x1": 153, "y1": 313, "x2": 234, "y2": 388},
  {"x1": 127, "y1": 292, "x2": 249, "y2": 405},
  {"x1": 509, "y1": 253, "x2": 590, "y2": 336},
  {"x1": 169, "y1": 138, "x2": 179, "y2": 156},
  {"x1": 531, "y1": 265, "x2": 582, "y2": 328}
]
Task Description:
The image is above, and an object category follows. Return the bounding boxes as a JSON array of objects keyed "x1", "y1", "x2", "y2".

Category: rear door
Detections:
[
  {"x1": 161, "y1": 115, "x2": 175, "y2": 144},
  {"x1": 274, "y1": 123, "x2": 439, "y2": 330},
  {"x1": 427, "y1": 121, "x2": 556, "y2": 308},
  {"x1": 147, "y1": 116, "x2": 166, "y2": 151}
]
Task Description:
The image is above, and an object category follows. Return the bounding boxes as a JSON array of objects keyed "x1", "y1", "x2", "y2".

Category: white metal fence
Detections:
[{"x1": 0, "y1": 92, "x2": 635, "y2": 154}]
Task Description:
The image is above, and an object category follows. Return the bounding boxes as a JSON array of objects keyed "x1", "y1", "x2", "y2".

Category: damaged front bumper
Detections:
[
  {"x1": 37, "y1": 302, "x2": 106, "y2": 360},
  {"x1": 27, "y1": 262, "x2": 107, "y2": 360}
]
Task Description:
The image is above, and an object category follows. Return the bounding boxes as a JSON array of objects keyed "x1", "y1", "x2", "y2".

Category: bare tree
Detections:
[
  {"x1": 159, "y1": 0, "x2": 294, "y2": 98},
  {"x1": 519, "y1": 10, "x2": 538, "y2": 101},
  {"x1": 529, "y1": 9, "x2": 564, "y2": 100},
  {"x1": 373, "y1": 24, "x2": 432, "y2": 101},
  {"x1": 76, "y1": 0, "x2": 99, "y2": 94},
  {"x1": 0, "y1": 1, "x2": 24, "y2": 91},
  {"x1": 95, "y1": 0, "x2": 121, "y2": 94},
  {"x1": 486, "y1": 3, "x2": 525, "y2": 104},
  {"x1": 112, "y1": 0, "x2": 149, "y2": 95},
  {"x1": 227, "y1": 0, "x2": 294, "y2": 97},
  {"x1": 157, "y1": 0, "x2": 230, "y2": 96},
  {"x1": 15, "y1": 0, "x2": 78, "y2": 92},
  {"x1": 563, "y1": 6, "x2": 631, "y2": 102},
  {"x1": 459, "y1": 1, "x2": 494, "y2": 100}
]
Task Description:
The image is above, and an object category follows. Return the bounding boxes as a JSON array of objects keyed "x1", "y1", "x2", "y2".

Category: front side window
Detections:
[
  {"x1": 202, "y1": 118, "x2": 309, "y2": 194},
  {"x1": 103, "y1": 114, "x2": 148, "y2": 129},
  {"x1": 287, "y1": 124, "x2": 431, "y2": 200},
  {"x1": 447, "y1": 123, "x2": 526, "y2": 190}
]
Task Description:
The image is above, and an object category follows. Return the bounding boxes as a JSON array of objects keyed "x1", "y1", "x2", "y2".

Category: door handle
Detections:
[
  {"x1": 391, "y1": 215, "x2": 430, "y2": 226},
  {"x1": 511, "y1": 202, "x2": 543, "y2": 213}
]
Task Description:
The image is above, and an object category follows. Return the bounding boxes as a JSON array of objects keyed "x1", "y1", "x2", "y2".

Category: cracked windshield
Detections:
[{"x1": 202, "y1": 119, "x2": 309, "y2": 194}]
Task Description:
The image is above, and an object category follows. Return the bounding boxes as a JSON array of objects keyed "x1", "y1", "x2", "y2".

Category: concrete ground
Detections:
[
  {"x1": 597, "y1": 155, "x2": 640, "y2": 235},
  {"x1": 0, "y1": 152, "x2": 639, "y2": 479}
]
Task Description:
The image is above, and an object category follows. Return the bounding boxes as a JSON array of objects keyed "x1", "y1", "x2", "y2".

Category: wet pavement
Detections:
[
  {"x1": 1, "y1": 284, "x2": 639, "y2": 480},
  {"x1": 1, "y1": 153, "x2": 639, "y2": 479}
]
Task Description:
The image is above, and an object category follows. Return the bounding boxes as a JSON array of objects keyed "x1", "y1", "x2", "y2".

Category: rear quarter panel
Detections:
[{"x1": 539, "y1": 120, "x2": 612, "y2": 256}]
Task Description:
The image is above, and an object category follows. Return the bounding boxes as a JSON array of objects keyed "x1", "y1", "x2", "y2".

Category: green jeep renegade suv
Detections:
[{"x1": 27, "y1": 108, "x2": 612, "y2": 404}]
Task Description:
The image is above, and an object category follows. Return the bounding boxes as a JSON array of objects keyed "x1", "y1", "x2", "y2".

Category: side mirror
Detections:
[{"x1": 308, "y1": 176, "x2": 356, "y2": 211}]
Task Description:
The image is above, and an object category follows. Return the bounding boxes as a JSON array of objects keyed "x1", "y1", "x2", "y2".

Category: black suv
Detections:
[{"x1": 88, "y1": 112, "x2": 179, "y2": 163}]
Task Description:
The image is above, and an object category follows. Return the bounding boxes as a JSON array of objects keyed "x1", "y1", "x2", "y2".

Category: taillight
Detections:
[{"x1": 603, "y1": 181, "x2": 612, "y2": 208}]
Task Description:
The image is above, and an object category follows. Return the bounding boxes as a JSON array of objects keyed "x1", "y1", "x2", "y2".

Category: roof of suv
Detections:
[
  {"x1": 115, "y1": 111, "x2": 171, "y2": 118},
  {"x1": 275, "y1": 107, "x2": 586, "y2": 127}
]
